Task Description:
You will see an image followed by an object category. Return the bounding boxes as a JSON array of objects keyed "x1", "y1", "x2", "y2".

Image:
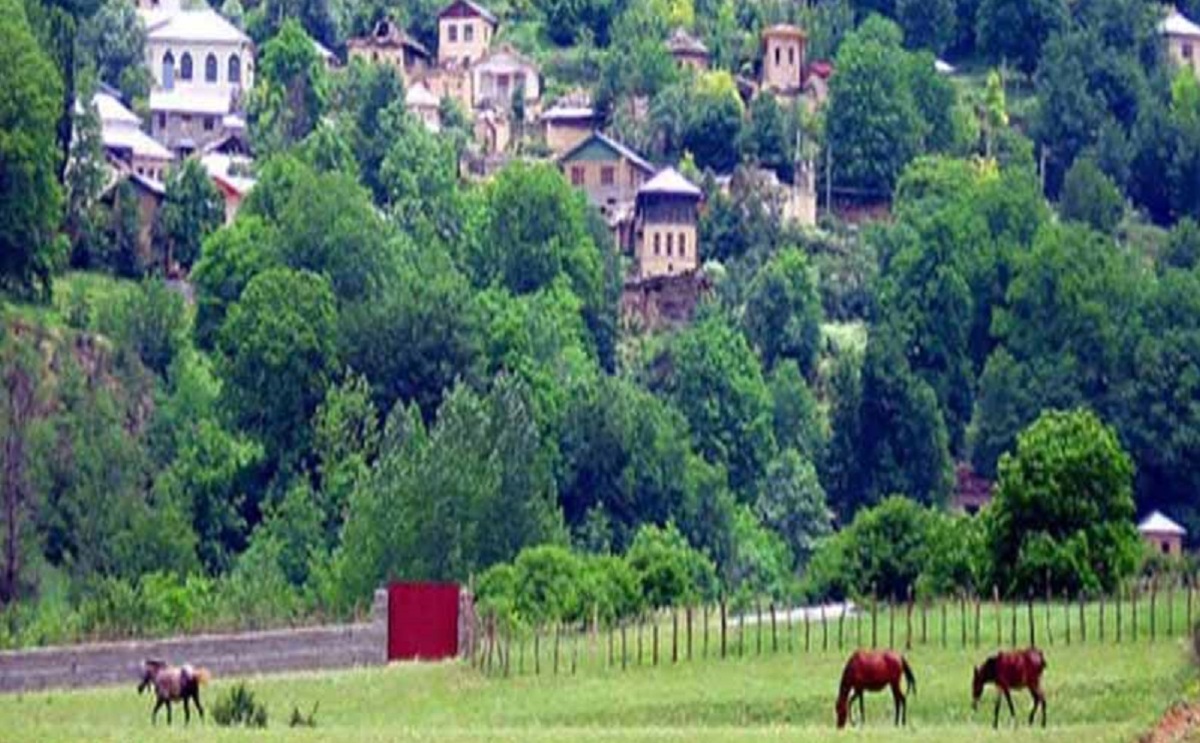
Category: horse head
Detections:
[
  {"x1": 971, "y1": 664, "x2": 984, "y2": 710},
  {"x1": 138, "y1": 659, "x2": 164, "y2": 695},
  {"x1": 835, "y1": 695, "x2": 850, "y2": 729}
]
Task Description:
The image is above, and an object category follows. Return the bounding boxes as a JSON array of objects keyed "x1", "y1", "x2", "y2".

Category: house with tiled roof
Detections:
[
  {"x1": 438, "y1": 0, "x2": 498, "y2": 67},
  {"x1": 88, "y1": 91, "x2": 174, "y2": 183},
  {"x1": 667, "y1": 28, "x2": 709, "y2": 71},
  {"x1": 540, "y1": 99, "x2": 597, "y2": 154},
  {"x1": 1162, "y1": 8, "x2": 1200, "y2": 78},
  {"x1": 558, "y1": 131, "x2": 655, "y2": 218},
  {"x1": 1138, "y1": 510, "x2": 1187, "y2": 557},
  {"x1": 347, "y1": 17, "x2": 431, "y2": 82},
  {"x1": 634, "y1": 167, "x2": 702, "y2": 279}
]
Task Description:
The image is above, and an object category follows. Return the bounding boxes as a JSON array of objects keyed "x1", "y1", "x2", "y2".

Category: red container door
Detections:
[{"x1": 387, "y1": 582, "x2": 460, "y2": 661}]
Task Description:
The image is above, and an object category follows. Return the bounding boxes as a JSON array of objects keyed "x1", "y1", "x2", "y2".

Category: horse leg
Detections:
[
  {"x1": 194, "y1": 690, "x2": 205, "y2": 722},
  {"x1": 892, "y1": 680, "x2": 906, "y2": 726},
  {"x1": 184, "y1": 697, "x2": 190, "y2": 725},
  {"x1": 1028, "y1": 690, "x2": 1038, "y2": 726},
  {"x1": 859, "y1": 690, "x2": 866, "y2": 726},
  {"x1": 166, "y1": 700, "x2": 172, "y2": 726},
  {"x1": 152, "y1": 698, "x2": 163, "y2": 725},
  {"x1": 993, "y1": 693, "x2": 1002, "y2": 729},
  {"x1": 1040, "y1": 692, "x2": 1047, "y2": 728},
  {"x1": 1004, "y1": 689, "x2": 1016, "y2": 726}
]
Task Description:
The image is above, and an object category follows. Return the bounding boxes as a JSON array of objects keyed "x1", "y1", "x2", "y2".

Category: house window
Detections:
[
  {"x1": 162, "y1": 51, "x2": 175, "y2": 89},
  {"x1": 157, "y1": 112, "x2": 167, "y2": 129},
  {"x1": 205, "y1": 53, "x2": 218, "y2": 82},
  {"x1": 203, "y1": 116, "x2": 215, "y2": 131},
  {"x1": 666, "y1": 233, "x2": 673, "y2": 256},
  {"x1": 679, "y1": 234, "x2": 687, "y2": 257},
  {"x1": 182, "y1": 114, "x2": 192, "y2": 123},
  {"x1": 570, "y1": 166, "x2": 584, "y2": 186},
  {"x1": 464, "y1": 23, "x2": 474, "y2": 42},
  {"x1": 180, "y1": 52, "x2": 193, "y2": 81},
  {"x1": 653, "y1": 233, "x2": 660, "y2": 255},
  {"x1": 601, "y1": 166, "x2": 614, "y2": 186},
  {"x1": 1163, "y1": 540, "x2": 1172, "y2": 554},
  {"x1": 1186, "y1": 42, "x2": 1195, "y2": 60},
  {"x1": 228, "y1": 54, "x2": 241, "y2": 83},
  {"x1": 668, "y1": 263, "x2": 674, "y2": 273},
  {"x1": 788, "y1": 47, "x2": 795, "y2": 65},
  {"x1": 448, "y1": 24, "x2": 458, "y2": 42},
  {"x1": 774, "y1": 47, "x2": 780, "y2": 65}
]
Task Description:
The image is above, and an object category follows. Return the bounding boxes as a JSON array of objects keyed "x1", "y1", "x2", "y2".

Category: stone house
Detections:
[
  {"x1": 760, "y1": 24, "x2": 806, "y2": 94},
  {"x1": 558, "y1": 131, "x2": 655, "y2": 223},
  {"x1": 667, "y1": 27, "x2": 709, "y2": 72},
  {"x1": 347, "y1": 18, "x2": 431, "y2": 82},
  {"x1": 407, "y1": 81, "x2": 442, "y2": 132},
  {"x1": 633, "y1": 167, "x2": 702, "y2": 279},
  {"x1": 438, "y1": 0, "x2": 497, "y2": 67},
  {"x1": 1161, "y1": 8, "x2": 1200, "y2": 78},
  {"x1": 1138, "y1": 511, "x2": 1187, "y2": 557},
  {"x1": 143, "y1": 5, "x2": 253, "y2": 153},
  {"x1": 540, "y1": 101, "x2": 597, "y2": 154},
  {"x1": 471, "y1": 46, "x2": 540, "y2": 111},
  {"x1": 91, "y1": 92, "x2": 174, "y2": 182},
  {"x1": 424, "y1": 63, "x2": 474, "y2": 113}
]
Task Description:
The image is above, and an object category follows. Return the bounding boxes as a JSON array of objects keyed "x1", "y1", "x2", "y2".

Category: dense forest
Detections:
[{"x1": 3, "y1": 0, "x2": 1200, "y2": 643}]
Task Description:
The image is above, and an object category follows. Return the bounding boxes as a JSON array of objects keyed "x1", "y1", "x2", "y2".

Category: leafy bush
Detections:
[
  {"x1": 577, "y1": 555, "x2": 642, "y2": 624},
  {"x1": 511, "y1": 545, "x2": 582, "y2": 624},
  {"x1": 626, "y1": 523, "x2": 718, "y2": 608},
  {"x1": 213, "y1": 682, "x2": 268, "y2": 728}
]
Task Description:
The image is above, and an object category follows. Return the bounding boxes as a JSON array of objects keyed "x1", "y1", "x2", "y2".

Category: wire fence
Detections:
[{"x1": 468, "y1": 577, "x2": 1200, "y2": 678}]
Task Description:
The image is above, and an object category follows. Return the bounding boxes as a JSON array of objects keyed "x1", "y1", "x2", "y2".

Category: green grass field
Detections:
[{"x1": 0, "y1": 629, "x2": 1191, "y2": 743}]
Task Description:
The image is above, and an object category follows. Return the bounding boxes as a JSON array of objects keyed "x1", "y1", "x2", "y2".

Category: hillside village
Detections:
[{"x1": 7, "y1": 0, "x2": 1200, "y2": 648}]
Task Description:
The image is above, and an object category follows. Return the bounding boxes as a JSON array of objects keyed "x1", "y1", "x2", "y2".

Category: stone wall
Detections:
[{"x1": 0, "y1": 591, "x2": 388, "y2": 694}]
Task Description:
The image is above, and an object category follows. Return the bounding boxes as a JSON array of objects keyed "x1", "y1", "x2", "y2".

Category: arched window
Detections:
[
  {"x1": 162, "y1": 51, "x2": 175, "y2": 89},
  {"x1": 205, "y1": 53, "x2": 218, "y2": 82},
  {"x1": 180, "y1": 52, "x2": 193, "y2": 81},
  {"x1": 228, "y1": 54, "x2": 241, "y2": 83}
]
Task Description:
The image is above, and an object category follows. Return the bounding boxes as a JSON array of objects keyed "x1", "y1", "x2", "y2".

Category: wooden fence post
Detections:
[
  {"x1": 1169, "y1": 579, "x2": 1176, "y2": 638},
  {"x1": 1151, "y1": 579, "x2": 1158, "y2": 642},
  {"x1": 756, "y1": 601, "x2": 763, "y2": 656},
  {"x1": 838, "y1": 603, "x2": 846, "y2": 651},
  {"x1": 672, "y1": 609, "x2": 679, "y2": 664},
  {"x1": 687, "y1": 606, "x2": 694, "y2": 661},
  {"x1": 960, "y1": 594, "x2": 966, "y2": 649},
  {"x1": 570, "y1": 626, "x2": 577, "y2": 676},
  {"x1": 535, "y1": 627, "x2": 541, "y2": 676},
  {"x1": 941, "y1": 599, "x2": 947, "y2": 649},
  {"x1": 993, "y1": 586, "x2": 1001, "y2": 648},
  {"x1": 1063, "y1": 590, "x2": 1071, "y2": 646},
  {"x1": 871, "y1": 588, "x2": 879, "y2": 649},
  {"x1": 1188, "y1": 577, "x2": 1194, "y2": 637},
  {"x1": 1010, "y1": 598, "x2": 1017, "y2": 647},
  {"x1": 788, "y1": 605, "x2": 794, "y2": 653},
  {"x1": 703, "y1": 605, "x2": 710, "y2": 659},
  {"x1": 1027, "y1": 594, "x2": 1035, "y2": 647},
  {"x1": 771, "y1": 603, "x2": 778, "y2": 654},
  {"x1": 721, "y1": 600, "x2": 728, "y2": 659},
  {"x1": 907, "y1": 587, "x2": 916, "y2": 651},
  {"x1": 1133, "y1": 584, "x2": 1139, "y2": 642},
  {"x1": 1045, "y1": 581, "x2": 1053, "y2": 647},
  {"x1": 1079, "y1": 592, "x2": 1087, "y2": 644},
  {"x1": 554, "y1": 624, "x2": 561, "y2": 675},
  {"x1": 857, "y1": 601, "x2": 863, "y2": 649},
  {"x1": 621, "y1": 620, "x2": 628, "y2": 671},
  {"x1": 637, "y1": 615, "x2": 643, "y2": 666},
  {"x1": 1117, "y1": 585, "x2": 1123, "y2": 644},
  {"x1": 653, "y1": 619, "x2": 659, "y2": 666},
  {"x1": 974, "y1": 595, "x2": 982, "y2": 649},
  {"x1": 806, "y1": 606, "x2": 812, "y2": 652},
  {"x1": 822, "y1": 603, "x2": 829, "y2": 652},
  {"x1": 889, "y1": 596, "x2": 896, "y2": 649},
  {"x1": 738, "y1": 605, "x2": 745, "y2": 658},
  {"x1": 1099, "y1": 592, "x2": 1105, "y2": 643},
  {"x1": 920, "y1": 597, "x2": 928, "y2": 646}
]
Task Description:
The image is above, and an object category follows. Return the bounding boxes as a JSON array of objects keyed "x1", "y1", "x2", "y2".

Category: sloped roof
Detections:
[
  {"x1": 94, "y1": 92, "x2": 141, "y2": 127},
  {"x1": 103, "y1": 124, "x2": 175, "y2": 161},
  {"x1": 475, "y1": 45, "x2": 538, "y2": 74},
  {"x1": 1138, "y1": 510, "x2": 1187, "y2": 536},
  {"x1": 667, "y1": 27, "x2": 708, "y2": 56},
  {"x1": 438, "y1": 0, "x2": 497, "y2": 25},
  {"x1": 349, "y1": 18, "x2": 430, "y2": 56},
  {"x1": 638, "y1": 166, "x2": 702, "y2": 199},
  {"x1": 762, "y1": 23, "x2": 807, "y2": 40},
  {"x1": 540, "y1": 104, "x2": 595, "y2": 121},
  {"x1": 1161, "y1": 9, "x2": 1200, "y2": 37},
  {"x1": 558, "y1": 131, "x2": 654, "y2": 174},
  {"x1": 147, "y1": 8, "x2": 249, "y2": 45}
]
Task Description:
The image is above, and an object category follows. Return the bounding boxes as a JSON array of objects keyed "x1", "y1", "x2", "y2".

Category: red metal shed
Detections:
[{"x1": 386, "y1": 582, "x2": 461, "y2": 661}]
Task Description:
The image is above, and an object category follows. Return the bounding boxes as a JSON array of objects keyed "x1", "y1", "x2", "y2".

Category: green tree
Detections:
[
  {"x1": 191, "y1": 216, "x2": 277, "y2": 350},
  {"x1": 0, "y1": 0, "x2": 65, "y2": 299},
  {"x1": 625, "y1": 523, "x2": 718, "y2": 608},
  {"x1": 249, "y1": 20, "x2": 328, "y2": 153},
  {"x1": 897, "y1": 0, "x2": 955, "y2": 54},
  {"x1": 665, "y1": 316, "x2": 776, "y2": 495},
  {"x1": 768, "y1": 361, "x2": 825, "y2": 463},
  {"x1": 975, "y1": 0, "x2": 1066, "y2": 75},
  {"x1": 681, "y1": 71, "x2": 744, "y2": 173},
  {"x1": 64, "y1": 84, "x2": 109, "y2": 270},
  {"x1": 217, "y1": 268, "x2": 339, "y2": 461},
  {"x1": 78, "y1": 0, "x2": 150, "y2": 99},
  {"x1": 755, "y1": 449, "x2": 832, "y2": 570},
  {"x1": 825, "y1": 16, "x2": 923, "y2": 196},
  {"x1": 334, "y1": 59, "x2": 404, "y2": 202},
  {"x1": 97, "y1": 279, "x2": 189, "y2": 378},
  {"x1": 1059, "y1": 157, "x2": 1124, "y2": 234},
  {"x1": 1162, "y1": 217, "x2": 1200, "y2": 271},
  {"x1": 738, "y1": 93, "x2": 794, "y2": 183},
  {"x1": 159, "y1": 160, "x2": 224, "y2": 270},
  {"x1": 311, "y1": 374, "x2": 379, "y2": 544},
  {"x1": 985, "y1": 409, "x2": 1140, "y2": 594},
  {"x1": 742, "y1": 248, "x2": 823, "y2": 376},
  {"x1": 378, "y1": 109, "x2": 460, "y2": 241}
]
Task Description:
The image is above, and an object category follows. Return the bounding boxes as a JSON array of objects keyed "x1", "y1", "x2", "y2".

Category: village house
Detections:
[
  {"x1": 438, "y1": 0, "x2": 497, "y2": 67},
  {"x1": 540, "y1": 100, "x2": 597, "y2": 154},
  {"x1": 103, "y1": 172, "x2": 166, "y2": 267},
  {"x1": 90, "y1": 91, "x2": 174, "y2": 182},
  {"x1": 666, "y1": 27, "x2": 710, "y2": 72},
  {"x1": 347, "y1": 18, "x2": 431, "y2": 82},
  {"x1": 633, "y1": 167, "x2": 702, "y2": 279},
  {"x1": 407, "y1": 81, "x2": 442, "y2": 132},
  {"x1": 1161, "y1": 8, "x2": 1200, "y2": 78},
  {"x1": 1138, "y1": 511, "x2": 1187, "y2": 557},
  {"x1": 950, "y1": 464, "x2": 993, "y2": 516},
  {"x1": 200, "y1": 151, "x2": 256, "y2": 223},
  {"x1": 143, "y1": 3, "x2": 254, "y2": 153},
  {"x1": 471, "y1": 46, "x2": 540, "y2": 111},
  {"x1": 558, "y1": 131, "x2": 655, "y2": 223},
  {"x1": 761, "y1": 24, "x2": 806, "y2": 95}
]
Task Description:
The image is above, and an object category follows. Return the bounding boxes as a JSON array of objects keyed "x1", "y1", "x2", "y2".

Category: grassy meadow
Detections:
[{"x1": 0, "y1": 602, "x2": 1193, "y2": 743}]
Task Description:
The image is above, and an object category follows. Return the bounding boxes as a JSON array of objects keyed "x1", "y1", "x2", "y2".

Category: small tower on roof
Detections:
[
  {"x1": 761, "y1": 24, "x2": 806, "y2": 93},
  {"x1": 635, "y1": 167, "x2": 703, "y2": 279}
]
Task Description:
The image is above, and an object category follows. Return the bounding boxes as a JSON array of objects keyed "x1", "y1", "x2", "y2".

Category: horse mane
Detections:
[{"x1": 981, "y1": 655, "x2": 998, "y2": 679}]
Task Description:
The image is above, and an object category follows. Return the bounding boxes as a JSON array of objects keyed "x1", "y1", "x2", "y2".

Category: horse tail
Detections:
[
  {"x1": 193, "y1": 667, "x2": 211, "y2": 686},
  {"x1": 902, "y1": 657, "x2": 917, "y2": 696}
]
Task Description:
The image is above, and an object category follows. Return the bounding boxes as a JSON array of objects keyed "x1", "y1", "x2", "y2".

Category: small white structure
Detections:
[
  {"x1": 406, "y1": 81, "x2": 442, "y2": 132},
  {"x1": 1161, "y1": 8, "x2": 1200, "y2": 78},
  {"x1": 1138, "y1": 510, "x2": 1187, "y2": 557},
  {"x1": 91, "y1": 92, "x2": 174, "y2": 182}
]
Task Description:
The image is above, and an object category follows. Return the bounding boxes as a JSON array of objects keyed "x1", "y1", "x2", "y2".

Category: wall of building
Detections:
[
  {"x1": 151, "y1": 110, "x2": 227, "y2": 152},
  {"x1": 636, "y1": 199, "x2": 698, "y2": 278},
  {"x1": 544, "y1": 122, "x2": 591, "y2": 154},
  {"x1": 146, "y1": 42, "x2": 253, "y2": 94},
  {"x1": 1167, "y1": 36, "x2": 1200, "y2": 78},
  {"x1": 439, "y1": 16, "x2": 492, "y2": 66},
  {"x1": 563, "y1": 157, "x2": 648, "y2": 215},
  {"x1": 762, "y1": 35, "x2": 804, "y2": 91},
  {"x1": 0, "y1": 593, "x2": 389, "y2": 693}
]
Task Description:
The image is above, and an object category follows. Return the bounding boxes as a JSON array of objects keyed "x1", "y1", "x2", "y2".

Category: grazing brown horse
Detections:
[
  {"x1": 835, "y1": 650, "x2": 917, "y2": 729},
  {"x1": 137, "y1": 659, "x2": 210, "y2": 725},
  {"x1": 972, "y1": 648, "x2": 1047, "y2": 729}
]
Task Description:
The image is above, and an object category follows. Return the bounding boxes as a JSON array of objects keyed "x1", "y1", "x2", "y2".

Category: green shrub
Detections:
[
  {"x1": 213, "y1": 683, "x2": 268, "y2": 728},
  {"x1": 512, "y1": 545, "x2": 582, "y2": 624},
  {"x1": 626, "y1": 523, "x2": 718, "y2": 608},
  {"x1": 577, "y1": 554, "x2": 642, "y2": 624}
]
